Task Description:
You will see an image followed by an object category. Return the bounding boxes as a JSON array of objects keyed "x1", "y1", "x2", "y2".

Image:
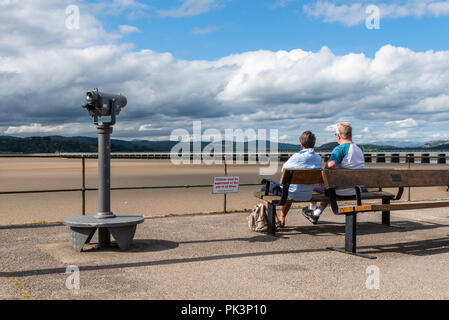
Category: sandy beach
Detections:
[
  {"x1": 1, "y1": 157, "x2": 449, "y2": 300},
  {"x1": 1, "y1": 158, "x2": 449, "y2": 225}
]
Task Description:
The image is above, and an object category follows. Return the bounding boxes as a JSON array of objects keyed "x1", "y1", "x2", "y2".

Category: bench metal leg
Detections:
[
  {"x1": 70, "y1": 227, "x2": 96, "y2": 252},
  {"x1": 328, "y1": 213, "x2": 376, "y2": 259},
  {"x1": 109, "y1": 225, "x2": 137, "y2": 250},
  {"x1": 369, "y1": 198, "x2": 404, "y2": 229},
  {"x1": 266, "y1": 203, "x2": 276, "y2": 236}
]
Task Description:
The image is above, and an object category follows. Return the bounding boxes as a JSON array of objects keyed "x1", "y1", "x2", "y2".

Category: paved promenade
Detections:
[{"x1": 1, "y1": 206, "x2": 448, "y2": 300}]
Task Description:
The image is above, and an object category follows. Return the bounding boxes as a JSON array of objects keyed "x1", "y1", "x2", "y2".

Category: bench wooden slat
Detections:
[
  {"x1": 253, "y1": 191, "x2": 395, "y2": 204},
  {"x1": 280, "y1": 169, "x2": 324, "y2": 185},
  {"x1": 323, "y1": 169, "x2": 449, "y2": 189},
  {"x1": 338, "y1": 201, "x2": 449, "y2": 214}
]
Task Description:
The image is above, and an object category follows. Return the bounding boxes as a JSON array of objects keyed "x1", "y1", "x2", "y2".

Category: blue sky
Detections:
[
  {"x1": 94, "y1": 0, "x2": 449, "y2": 60},
  {"x1": 2, "y1": 0, "x2": 449, "y2": 146}
]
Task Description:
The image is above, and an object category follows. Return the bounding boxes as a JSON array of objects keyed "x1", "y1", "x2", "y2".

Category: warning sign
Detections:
[{"x1": 213, "y1": 176, "x2": 240, "y2": 194}]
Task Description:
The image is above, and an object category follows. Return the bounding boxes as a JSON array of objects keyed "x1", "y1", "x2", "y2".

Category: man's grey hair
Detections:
[{"x1": 336, "y1": 122, "x2": 352, "y2": 139}]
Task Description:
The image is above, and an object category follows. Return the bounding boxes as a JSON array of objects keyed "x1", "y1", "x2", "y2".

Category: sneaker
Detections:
[{"x1": 302, "y1": 207, "x2": 319, "y2": 225}]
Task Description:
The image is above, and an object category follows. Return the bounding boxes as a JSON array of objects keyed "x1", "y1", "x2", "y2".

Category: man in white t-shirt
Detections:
[{"x1": 302, "y1": 122, "x2": 365, "y2": 224}]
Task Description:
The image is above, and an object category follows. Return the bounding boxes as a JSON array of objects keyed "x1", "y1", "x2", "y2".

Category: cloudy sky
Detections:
[{"x1": 1, "y1": 0, "x2": 449, "y2": 146}]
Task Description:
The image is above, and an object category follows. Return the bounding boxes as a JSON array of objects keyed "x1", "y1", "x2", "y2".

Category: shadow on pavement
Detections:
[
  {"x1": 0, "y1": 247, "x2": 328, "y2": 278},
  {"x1": 0, "y1": 223, "x2": 63, "y2": 230},
  {"x1": 178, "y1": 234, "x2": 283, "y2": 245},
  {"x1": 2, "y1": 235, "x2": 449, "y2": 278},
  {"x1": 82, "y1": 239, "x2": 180, "y2": 253},
  {"x1": 365, "y1": 237, "x2": 449, "y2": 256},
  {"x1": 284, "y1": 220, "x2": 448, "y2": 237}
]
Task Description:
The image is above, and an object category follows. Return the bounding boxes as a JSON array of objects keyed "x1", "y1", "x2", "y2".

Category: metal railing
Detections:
[
  {"x1": 0, "y1": 154, "x2": 264, "y2": 215},
  {"x1": 1, "y1": 153, "x2": 449, "y2": 215}
]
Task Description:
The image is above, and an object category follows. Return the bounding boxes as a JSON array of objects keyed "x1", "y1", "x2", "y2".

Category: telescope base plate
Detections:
[{"x1": 64, "y1": 215, "x2": 144, "y2": 252}]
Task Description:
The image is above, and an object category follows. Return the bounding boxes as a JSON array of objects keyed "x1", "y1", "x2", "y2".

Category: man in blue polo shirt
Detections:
[
  {"x1": 271, "y1": 131, "x2": 322, "y2": 227},
  {"x1": 302, "y1": 122, "x2": 365, "y2": 224}
]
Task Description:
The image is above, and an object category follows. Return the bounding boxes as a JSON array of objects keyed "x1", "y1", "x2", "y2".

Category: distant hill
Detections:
[
  {"x1": 315, "y1": 142, "x2": 440, "y2": 152},
  {"x1": 2, "y1": 135, "x2": 449, "y2": 154},
  {"x1": 421, "y1": 140, "x2": 449, "y2": 150},
  {"x1": 0, "y1": 136, "x2": 302, "y2": 153},
  {"x1": 315, "y1": 142, "x2": 338, "y2": 152},
  {"x1": 0, "y1": 136, "x2": 154, "y2": 153},
  {"x1": 315, "y1": 142, "x2": 402, "y2": 152},
  {"x1": 370, "y1": 140, "x2": 423, "y2": 148}
]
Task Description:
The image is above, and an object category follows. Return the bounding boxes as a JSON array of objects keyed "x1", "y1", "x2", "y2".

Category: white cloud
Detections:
[
  {"x1": 158, "y1": 0, "x2": 222, "y2": 17},
  {"x1": 379, "y1": 129, "x2": 409, "y2": 140},
  {"x1": 304, "y1": 1, "x2": 365, "y2": 26},
  {"x1": 3, "y1": 41, "x2": 449, "y2": 141},
  {"x1": 0, "y1": 0, "x2": 118, "y2": 55},
  {"x1": 118, "y1": 25, "x2": 141, "y2": 34},
  {"x1": 90, "y1": 0, "x2": 149, "y2": 16},
  {"x1": 192, "y1": 26, "x2": 221, "y2": 35},
  {"x1": 138, "y1": 124, "x2": 164, "y2": 132},
  {"x1": 138, "y1": 124, "x2": 152, "y2": 131},
  {"x1": 324, "y1": 124, "x2": 337, "y2": 132},
  {"x1": 430, "y1": 133, "x2": 449, "y2": 139},
  {"x1": 5, "y1": 123, "x2": 67, "y2": 134},
  {"x1": 406, "y1": 95, "x2": 449, "y2": 114},
  {"x1": 385, "y1": 118, "x2": 418, "y2": 128},
  {"x1": 304, "y1": 1, "x2": 449, "y2": 26},
  {"x1": 273, "y1": 0, "x2": 296, "y2": 8}
]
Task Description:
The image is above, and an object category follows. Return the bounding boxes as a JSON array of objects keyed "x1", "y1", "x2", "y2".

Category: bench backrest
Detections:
[
  {"x1": 322, "y1": 169, "x2": 449, "y2": 189},
  {"x1": 280, "y1": 169, "x2": 324, "y2": 185}
]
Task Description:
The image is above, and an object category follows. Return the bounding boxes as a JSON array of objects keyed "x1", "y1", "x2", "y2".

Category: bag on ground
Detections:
[{"x1": 247, "y1": 203, "x2": 267, "y2": 232}]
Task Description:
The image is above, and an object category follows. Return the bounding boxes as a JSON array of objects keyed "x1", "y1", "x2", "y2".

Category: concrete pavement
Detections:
[{"x1": 1, "y1": 206, "x2": 449, "y2": 300}]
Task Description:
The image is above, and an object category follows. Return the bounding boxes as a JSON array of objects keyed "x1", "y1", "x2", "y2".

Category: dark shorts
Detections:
[
  {"x1": 260, "y1": 179, "x2": 282, "y2": 196},
  {"x1": 313, "y1": 184, "x2": 326, "y2": 194}
]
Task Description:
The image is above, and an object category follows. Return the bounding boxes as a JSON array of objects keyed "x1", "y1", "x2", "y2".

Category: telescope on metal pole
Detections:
[
  {"x1": 82, "y1": 88, "x2": 127, "y2": 219},
  {"x1": 63, "y1": 89, "x2": 143, "y2": 252},
  {"x1": 82, "y1": 89, "x2": 126, "y2": 246}
]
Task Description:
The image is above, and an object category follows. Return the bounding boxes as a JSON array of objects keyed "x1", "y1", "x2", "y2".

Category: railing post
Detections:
[
  {"x1": 391, "y1": 153, "x2": 400, "y2": 163},
  {"x1": 364, "y1": 153, "x2": 372, "y2": 163},
  {"x1": 82, "y1": 156, "x2": 86, "y2": 215},
  {"x1": 223, "y1": 155, "x2": 227, "y2": 213},
  {"x1": 377, "y1": 153, "x2": 385, "y2": 163},
  {"x1": 407, "y1": 155, "x2": 411, "y2": 202}
]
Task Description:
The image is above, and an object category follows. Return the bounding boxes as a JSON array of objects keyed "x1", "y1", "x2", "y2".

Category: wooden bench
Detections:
[{"x1": 254, "y1": 168, "x2": 449, "y2": 259}]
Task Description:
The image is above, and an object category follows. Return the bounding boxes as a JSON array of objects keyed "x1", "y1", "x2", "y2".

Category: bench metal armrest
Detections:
[
  {"x1": 394, "y1": 187, "x2": 404, "y2": 200},
  {"x1": 329, "y1": 186, "x2": 363, "y2": 215},
  {"x1": 279, "y1": 185, "x2": 289, "y2": 206},
  {"x1": 260, "y1": 178, "x2": 290, "y2": 205},
  {"x1": 355, "y1": 186, "x2": 363, "y2": 206},
  {"x1": 261, "y1": 179, "x2": 271, "y2": 196},
  {"x1": 279, "y1": 171, "x2": 293, "y2": 206},
  {"x1": 328, "y1": 188, "x2": 340, "y2": 215}
]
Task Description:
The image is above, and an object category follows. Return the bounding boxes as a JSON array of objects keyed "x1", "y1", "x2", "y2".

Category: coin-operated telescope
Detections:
[
  {"x1": 81, "y1": 88, "x2": 128, "y2": 219},
  {"x1": 63, "y1": 89, "x2": 143, "y2": 252},
  {"x1": 82, "y1": 88, "x2": 127, "y2": 124}
]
